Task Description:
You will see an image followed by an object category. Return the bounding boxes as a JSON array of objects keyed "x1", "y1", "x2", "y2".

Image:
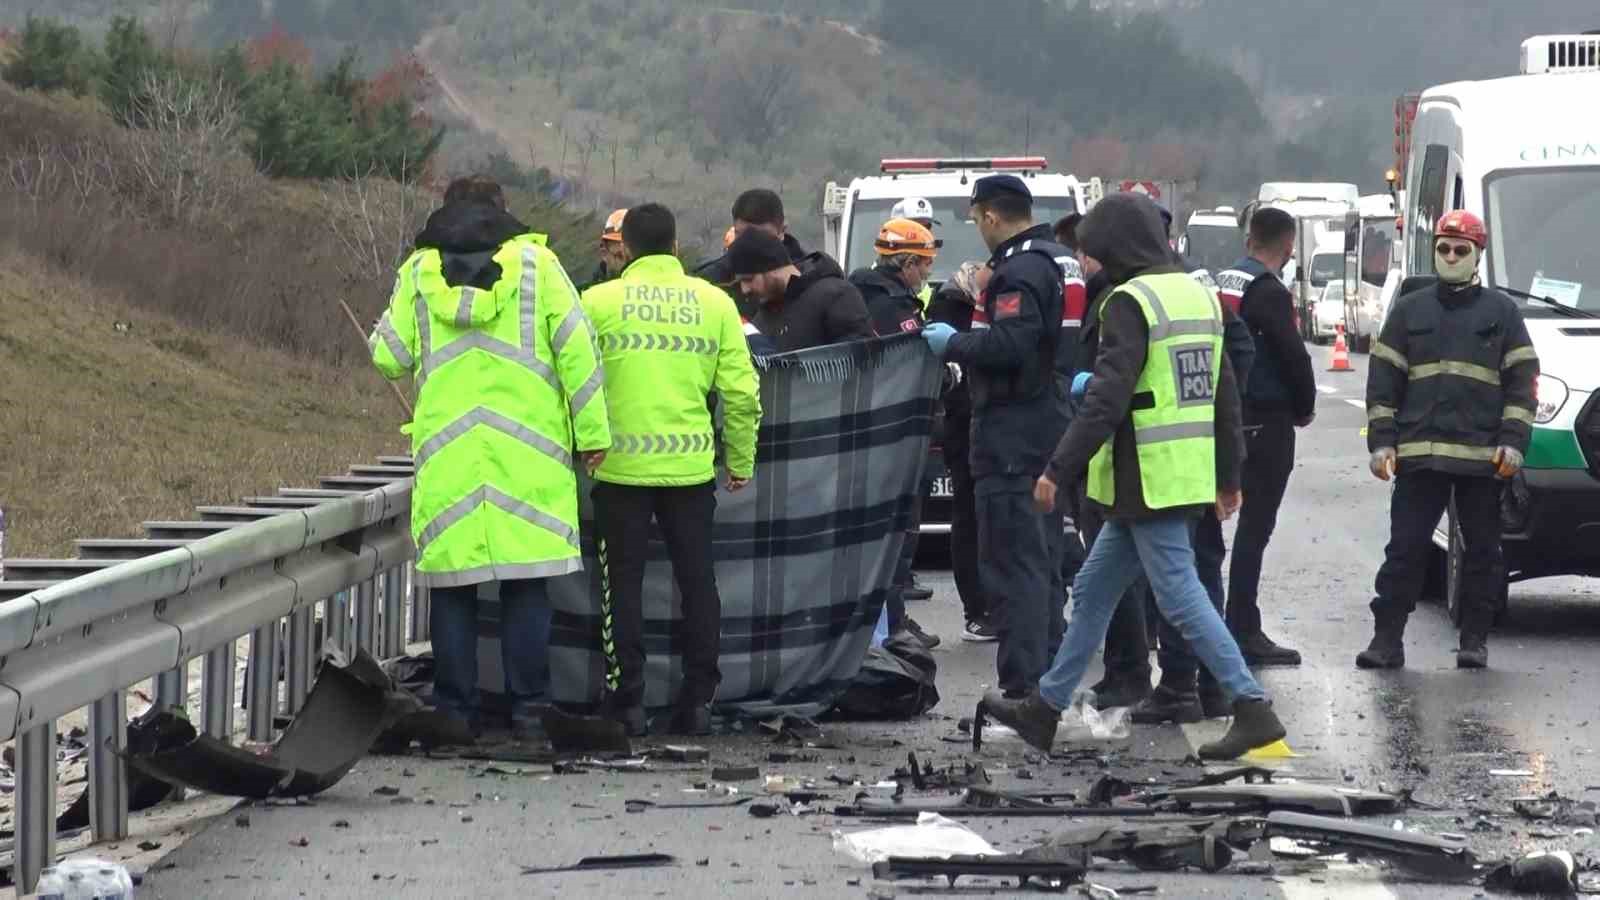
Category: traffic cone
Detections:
[{"x1": 1328, "y1": 324, "x2": 1354, "y2": 373}]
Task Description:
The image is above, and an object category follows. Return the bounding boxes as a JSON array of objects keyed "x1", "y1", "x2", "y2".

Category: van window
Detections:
[{"x1": 1410, "y1": 145, "x2": 1448, "y2": 273}]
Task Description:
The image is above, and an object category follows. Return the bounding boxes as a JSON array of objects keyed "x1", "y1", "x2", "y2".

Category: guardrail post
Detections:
[
  {"x1": 355, "y1": 577, "x2": 377, "y2": 654},
  {"x1": 327, "y1": 590, "x2": 351, "y2": 657},
  {"x1": 286, "y1": 605, "x2": 314, "y2": 714},
  {"x1": 16, "y1": 720, "x2": 57, "y2": 894},
  {"x1": 154, "y1": 663, "x2": 188, "y2": 713},
  {"x1": 382, "y1": 566, "x2": 405, "y2": 655},
  {"x1": 203, "y1": 640, "x2": 236, "y2": 740},
  {"x1": 247, "y1": 622, "x2": 279, "y2": 741},
  {"x1": 89, "y1": 690, "x2": 129, "y2": 842},
  {"x1": 409, "y1": 567, "x2": 430, "y2": 643}
]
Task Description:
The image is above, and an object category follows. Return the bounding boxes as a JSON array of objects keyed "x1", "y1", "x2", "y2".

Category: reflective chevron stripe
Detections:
[
  {"x1": 1409, "y1": 360, "x2": 1500, "y2": 386},
  {"x1": 1371, "y1": 340, "x2": 1408, "y2": 373},
  {"x1": 1368, "y1": 404, "x2": 1397, "y2": 422},
  {"x1": 373, "y1": 313, "x2": 413, "y2": 369},
  {"x1": 1502, "y1": 405, "x2": 1535, "y2": 424},
  {"x1": 610, "y1": 433, "x2": 716, "y2": 454},
  {"x1": 1397, "y1": 441, "x2": 1497, "y2": 462},
  {"x1": 414, "y1": 406, "x2": 573, "y2": 472},
  {"x1": 598, "y1": 333, "x2": 720, "y2": 354},
  {"x1": 416, "y1": 246, "x2": 562, "y2": 394},
  {"x1": 1135, "y1": 421, "x2": 1215, "y2": 443},
  {"x1": 1502, "y1": 345, "x2": 1538, "y2": 369},
  {"x1": 453, "y1": 287, "x2": 478, "y2": 328},
  {"x1": 417, "y1": 485, "x2": 579, "y2": 552},
  {"x1": 1123, "y1": 280, "x2": 1224, "y2": 341}
]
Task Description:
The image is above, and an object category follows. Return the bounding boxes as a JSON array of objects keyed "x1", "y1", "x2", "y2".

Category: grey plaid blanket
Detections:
[{"x1": 474, "y1": 333, "x2": 942, "y2": 718}]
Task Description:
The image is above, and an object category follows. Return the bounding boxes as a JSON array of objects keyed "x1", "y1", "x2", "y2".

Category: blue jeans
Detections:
[
  {"x1": 1039, "y1": 513, "x2": 1264, "y2": 710},
  {"x1": 430, "y1": 578, "x2": 552, "y2": 727}
]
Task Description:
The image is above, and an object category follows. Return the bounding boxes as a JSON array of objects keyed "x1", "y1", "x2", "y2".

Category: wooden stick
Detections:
[{"x1": 339, "y1": 298, "x2": 414, "y2": 418}]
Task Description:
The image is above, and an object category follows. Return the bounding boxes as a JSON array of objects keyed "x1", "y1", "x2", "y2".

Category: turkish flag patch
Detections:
[
  {"x1": 995, "y1": 292, "x2": 1023, "y2": 319},
  {"x1": 899, "y1": 318, "x2": 921, "y2": 333}
]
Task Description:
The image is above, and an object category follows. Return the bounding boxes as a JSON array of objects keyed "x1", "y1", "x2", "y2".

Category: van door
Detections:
[{"x1": 1409, "y1": 144, "x2": 1450, "y2": 274}]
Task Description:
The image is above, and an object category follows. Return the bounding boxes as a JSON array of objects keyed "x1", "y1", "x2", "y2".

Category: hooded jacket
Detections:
[
  {"x1": 750, "y1": 251, "x2": 873, "y2": 352},
  {"x1": 373, "y1": 201, "x2": 610, "y2": 586},
  {"x1": 1046, "y1": 193, "x2": 1244, "y2": 521}
]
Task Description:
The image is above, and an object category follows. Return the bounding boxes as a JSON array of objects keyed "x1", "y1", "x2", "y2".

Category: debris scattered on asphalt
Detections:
[
  {"x1": 1484, "y1": 849, "x2": 1578, "y2": 894},
  {"x1": 521, "y1": 853, "x2": 677, "y2": 875},
  {"x1": 1512, "y1": 792, "x2": 1599, "y2": 827},
  {"x1": 654, "y1": 745, "x2": 710, "y2": 763},
  {"x1": 289, "y1": 837, "x2": 309, "y2": 847},
  {"x1": 136, "y1": 840, "x2": 162, "y2": 851},
  {"x1": 1490, "y1": 769, "x2": 1536, "y2": 777},
  {"x1": 333, "y1": 819, "x2": 351, "y2": 828},
  {"x1": 374, "y1": 786, "x2": 401, "y2": 796},
  {"x1": 234, "y1": 814, "x2": 250, "y2": 828},
  {"x1": 711, "y1": 766, "x2": 760, "y2": 782}
]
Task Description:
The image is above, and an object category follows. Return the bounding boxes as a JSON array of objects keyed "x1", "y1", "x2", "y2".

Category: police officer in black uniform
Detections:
[{"x1": 922, "y1": 174, "x2": 1072, "y2": 696}]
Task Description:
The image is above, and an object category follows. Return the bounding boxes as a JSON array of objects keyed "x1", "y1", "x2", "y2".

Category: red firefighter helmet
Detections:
[{"x1": 1435, "y1": 210, "x2": 1486, "y2": 248}]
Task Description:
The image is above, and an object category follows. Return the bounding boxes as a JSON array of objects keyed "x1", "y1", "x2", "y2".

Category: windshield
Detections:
[
  {"x1": 1183, "y1": 223, "x2": 1241, "y2": 274},
  {"x1": 1309, "y1": 252, "x2": 1343, "y2": 286},
  {"x1": 1485, "y1": 167, "x2": 1600, "y2": 317},
  {"x1": 845, "y1": 195, "x2": 1079, "y2": 283}
]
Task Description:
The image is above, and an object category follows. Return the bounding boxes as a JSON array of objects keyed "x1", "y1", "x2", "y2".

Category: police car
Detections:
[
  {"x1": 823, "y1": 157, "x2": 1101, "y2": 551},
  {"x1": 1398, "y1": 33, "x2": 1600, "y2": 621}
]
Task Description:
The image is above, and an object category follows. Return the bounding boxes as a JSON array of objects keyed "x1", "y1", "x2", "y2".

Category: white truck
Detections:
[
  {"x1": 823, "y1": 157, "x2": 1100, "y2": 287},
  {"x1": 1396, "y1": 32, "x2": 1600, "y2": 621},
  {"x1": 1256, "y1": 181, "x2": 1360, "y2": 341},
  {"x1": 1340, "y1": 193, "x2": 1398, "y2": 353}
]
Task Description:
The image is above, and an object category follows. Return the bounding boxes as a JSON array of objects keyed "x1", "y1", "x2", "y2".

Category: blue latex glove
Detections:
[
  {"x1": 921, "y1": 322, "x2": 957, "y2": 357},
  {"x1": 1071, "y1": 371, "x2": 1093, "y2": 399}
]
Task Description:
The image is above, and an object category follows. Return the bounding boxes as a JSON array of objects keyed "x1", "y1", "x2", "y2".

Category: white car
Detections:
[{"x1": 1312, "y1": 281, "x2": 1344, "y2": 344}]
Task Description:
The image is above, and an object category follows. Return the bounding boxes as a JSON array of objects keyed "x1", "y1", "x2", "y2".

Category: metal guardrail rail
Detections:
[{"x1": 0, "y1": 455, "x2": 423, "y2": 893}]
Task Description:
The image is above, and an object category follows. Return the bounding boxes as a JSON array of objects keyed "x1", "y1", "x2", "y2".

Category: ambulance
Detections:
[{"x1": 1398, "y1": 33, "x2": 1600, "y2": 620}]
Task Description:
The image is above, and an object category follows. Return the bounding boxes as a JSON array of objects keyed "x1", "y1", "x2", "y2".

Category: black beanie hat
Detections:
[{"x1": 727, "y1": 229, "x2": 792, "y2": 277}]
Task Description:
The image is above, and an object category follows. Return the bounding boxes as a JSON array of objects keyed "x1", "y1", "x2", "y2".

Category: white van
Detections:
[
  {"x1": 1399, "y1": 33, "x2": 1600, "y2": 621},
  {"x1": 1176, "y1": 206, "x2": 1241, "y2": 275},
  {"x1": 1257, "y1": 182, "x2": 1359, "y2": 340},
  {"x1": 1341, "y1": 193, "x2": 1398, "y2": 353}
]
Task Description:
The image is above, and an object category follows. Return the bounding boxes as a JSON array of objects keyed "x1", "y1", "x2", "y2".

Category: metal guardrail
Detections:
[{"x1": 0, "y1": 456, "x2": 423, "y2": 893}]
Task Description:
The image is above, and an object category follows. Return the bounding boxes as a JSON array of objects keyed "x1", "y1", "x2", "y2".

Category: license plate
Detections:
[{"x1": 929, "y1": 476, "x2": 954, "y2": 498}]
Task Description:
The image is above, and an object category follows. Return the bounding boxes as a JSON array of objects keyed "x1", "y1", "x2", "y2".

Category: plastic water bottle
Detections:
[
  {"x1": 35, "y1": 858, "x2": 134, "y2": 899},
  {"x1": 871, "y1": 602, "x2": 890, "y2": 648}
]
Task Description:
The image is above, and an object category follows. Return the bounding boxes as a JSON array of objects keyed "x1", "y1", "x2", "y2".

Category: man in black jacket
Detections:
[
  {"x1": 979, "y1": 192, "x2": 1286, "y2": 760},
  {"x1": 921, "y1": 174, "x2": 1070, "y2": 696},
  {"x1": 1357, "y1": 210, "x2": 1537, "y2": 670},
  {"x1": 730, "y1": 229, "x2": 872, "y2": 352},
  {"x1": 1214, "y1": 207, "x2": 1318, "y2": 667}
]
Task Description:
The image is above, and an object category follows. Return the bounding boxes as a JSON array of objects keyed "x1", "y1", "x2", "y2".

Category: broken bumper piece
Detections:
[
  {"x1": 124, "y1": 649, "x2": 396, "y2": 799},
  {"x1": 871, "y1": 854, "x2": 1086, "y2": 889},
  {"x1": 1265, "y1": 811, "x2": 1479, "y2": 880}
]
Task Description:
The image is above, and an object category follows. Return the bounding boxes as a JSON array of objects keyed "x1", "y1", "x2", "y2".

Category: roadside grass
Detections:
[{"x1": 0, "y1": 250, "x2": 410, "y2": 557}]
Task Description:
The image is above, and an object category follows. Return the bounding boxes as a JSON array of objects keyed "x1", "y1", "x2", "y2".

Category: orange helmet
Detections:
[
  {"x1": 723, "y1": 225, "x2": 738, "y2": 250},
  {"x1": 874, "y1": 217, "x2": 941, "y2": 258},
  {"x1": 601, "y1": 208, "x2": 627, "y2": 243},
  {"x1": 1435, "y1": 210, "x2": 1486, "y2": 248}
]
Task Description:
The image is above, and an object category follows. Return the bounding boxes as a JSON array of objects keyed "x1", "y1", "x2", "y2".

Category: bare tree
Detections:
[
  {"x1": 316, "y1": 157, "x2": 431, "y2": 290},
  {"x1": 121, "y1": 69, "x2": 245, "y2": 228}
]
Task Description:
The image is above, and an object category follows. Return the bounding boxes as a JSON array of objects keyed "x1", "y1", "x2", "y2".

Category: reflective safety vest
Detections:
[
  {"x1": 371, "y1": 236, "x2": 611, "y2": 588},
  {"x1": 1087, "y1": 272, "x2": 1225, "y2": 510},
  {"x1": 580, "y1": 255, "x2": 761, "y2": 486},
  {"x1": 916, "y1": 283, "x2": 933, "y2": 310}
]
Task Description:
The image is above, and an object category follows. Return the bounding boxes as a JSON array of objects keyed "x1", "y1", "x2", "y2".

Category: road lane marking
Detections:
[
  {"x1": 1344, "y1": 399, "x2": 1366, "y2": 410},
  {"x1": 1318, "y1": 385, "x2": 1337, "y2": 395}
]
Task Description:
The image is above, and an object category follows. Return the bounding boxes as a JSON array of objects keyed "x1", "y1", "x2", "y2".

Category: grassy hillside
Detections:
[{"x1": 0, "y1": 248, "x2": 408, "y2": 557}]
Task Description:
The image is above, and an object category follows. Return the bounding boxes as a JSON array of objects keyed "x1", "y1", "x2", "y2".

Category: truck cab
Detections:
[
  {"x1": 1176, "y1": 206, "x2": 1241, "y2": 275},
  {"x1": 1257, "y1": 182, "x2": 1360, "y2": 342},
  {"x1": 1399, "y1": 33, "x2": 1600, "y2": 620}
]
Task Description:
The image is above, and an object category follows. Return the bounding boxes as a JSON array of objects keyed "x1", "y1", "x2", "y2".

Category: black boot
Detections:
[
  {"x1": 1456, "y1": 632, "x2": 1488, "y2": 669},
  {"x1": 1355, "y1": 616, "x2": 1407, "y2": 669},
  {"x1": 1238, "y1": 631, "x2": 1302, "y2": 666},
  {"x1": 599, "y1": 697, "x2": 648, "y2": 737},
  {"x1": 1129, "y1": 686, "x2": 1203, "y2": 725},
  {"x1": 979, "y1": 689, "x2": 1059, "y2": 754},
  {"x1": 1197, "y1": 699, "x2": 1287, "y2": 760},
  {"x1": 666, "y1": 702, "x2": 712, "y2": 736},
  {"x1": 1090, "y1": 678, "x2": 1152, "y2": 710}
]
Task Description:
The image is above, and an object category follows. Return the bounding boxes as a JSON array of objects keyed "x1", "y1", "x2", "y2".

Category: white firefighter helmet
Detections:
[{"x1": 890, "y1": 196, "x2": 941, "y2": 227}]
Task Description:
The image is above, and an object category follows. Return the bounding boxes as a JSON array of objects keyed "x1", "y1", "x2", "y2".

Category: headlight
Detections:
[{"x1": 1535, "y1": 374, "x2": 1569, "y2": 424}]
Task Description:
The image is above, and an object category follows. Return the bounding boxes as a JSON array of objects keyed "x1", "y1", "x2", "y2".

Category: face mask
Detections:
[{"x1": 1434, "y1": 243, "x2": 1479, "y2": 284}]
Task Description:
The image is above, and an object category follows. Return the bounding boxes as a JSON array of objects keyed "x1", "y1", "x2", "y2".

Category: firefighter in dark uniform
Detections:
[
  {"x1": 921, "y1": 174, "x2": 1072, "y2": 696},
  {"x1": 1357, "y1": 210, "x2": 1538, "y2": 670}
]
